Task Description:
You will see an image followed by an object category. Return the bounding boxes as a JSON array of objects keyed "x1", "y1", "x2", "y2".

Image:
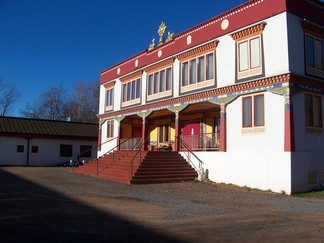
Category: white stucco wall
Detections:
[
  {"x1": 98, "y1": 119, "x2": 119, "y2": 157},
  {"x1": 181, "y1": 151, "x2": 292, "y2": 194},
  {"x1": 227, "y1": 91, "x2": 285, "y2": 152},
  {"x1": 293, "y1": 92, "x2": 324, "y2": 152},
  {"x1": 291, "y1": 152, "x2": 324, "y2": 193},
  {"x1": 216, "y1": 35, "x2": 236, "y2": 88},
  {"x1": 286, "y1": 13, "x2": 305, "y2": 76},
  {"x1": 263, "y1": 12, "x2": 290, "y2": 77},
  {"x1": 0, "y1": 136, "x2": 97, "y2": 166}
]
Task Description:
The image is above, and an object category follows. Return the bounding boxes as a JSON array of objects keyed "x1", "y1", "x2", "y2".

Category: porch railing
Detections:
[
  {"x1": 179, "y1": 133, "x2": 220, "y2": 151},
  {"x1": 120, "y1": 137, "x2": 142, "y2": 150},
  {"x1": 176, "y1": 136, "x2": 205, "y2": 179},
  {"x1": 94, "y1": 137, "x2": 132, "y2": 174},
  {"x1": 130, "y1": 137, "x2": 149, "y2": 178}
]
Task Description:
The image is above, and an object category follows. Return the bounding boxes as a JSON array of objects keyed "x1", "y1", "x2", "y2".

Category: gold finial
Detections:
[
  {"x1": 158, "y1": 21, "x2": 167, "y2": 45},
  {"x1": 148, "y1": 38, "x2": 156, "y2": 50},
  {"x1": 166, "y1": 31, "x2": 174, "y2": 42}
]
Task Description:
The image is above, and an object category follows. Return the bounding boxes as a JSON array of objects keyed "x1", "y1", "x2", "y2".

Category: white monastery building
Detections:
[{"x1": 97, "y1": 0, "x2": 324, "y2": 194}]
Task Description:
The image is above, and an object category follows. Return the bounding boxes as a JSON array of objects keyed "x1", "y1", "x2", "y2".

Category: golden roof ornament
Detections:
[
  {"x1": 158, "y1": 21, "x2": 167, "y2": 45},
  {"x1": 148, "y1": 21, "x2": 174, "y2": 50}
]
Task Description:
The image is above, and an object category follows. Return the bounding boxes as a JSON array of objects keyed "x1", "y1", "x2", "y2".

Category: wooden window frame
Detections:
[
  {"x1": 242, "y1": 94, "x2": 265, "y2": 134},
  {"x1": 305, "y1": 93, "x2": 323, "y2": 134},
  {"x1": 106, "y1": 119, "x2": 114, "y2": 139},
  {"x1": 305, "y1": 34, "x2": 324, "y2": 79},
  {"x1": 105, "y1": 88, "x2": 114, "y2": 112},
  {"x1": 121, "y1": 78, "x2": 141, "y2": 107},
  {"x1": 232, "y1": 23, "x2": 266, "y2": 82},
  {"x1": 180, "y1": 51, "x2": 215, "y2": 93},
  {"x1": 147, "y1": 66, "x2": 172, "y2": 101}
]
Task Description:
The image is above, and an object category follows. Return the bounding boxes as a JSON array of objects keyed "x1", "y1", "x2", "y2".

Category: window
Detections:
[
  {"x1": 147, "y1": 67, "x2": 172, "y2": 101},
  {"x1": 181, "y1": 52, "x2": 214, "y2": 93},
  {"x1": 242, "y1": 94, "x2": 264, "y2": 128},
  {"x1": 232, "y1": 23, "x2": 266, "y2": 82},
  {"x1": 122, "y1": 78, "x2": 141, "y2": 107},
  {"x1": 105, "y1": 88, "x2": 114, "y2": 111},
  {"x1": 17, "y1": 145, "x2": 24, "y2": 153},
  {"x1": 305, "y1": 34, "x2": 324, "y2": 78},
  {"x1": 31, "y1": 146, "x2": 38, "y2": 153},
  {"x1": 305, "y1": 93, "x2": 322, "y2": 131},
  {"x1": 237, "y1": 36, "x2": 263, "y2": 80},
  {"x1": 80, "y1": 145, "x2": 92, "y2": 158},
  {"x1": 158, "y1": 125, "x2": 169, "y2": 143},
  {"x1": 107, "y1": 119, "x2": 114, "y2": 138},
  {"x1": 60, "y1": 144, "x2": 73, "y2": 157}
]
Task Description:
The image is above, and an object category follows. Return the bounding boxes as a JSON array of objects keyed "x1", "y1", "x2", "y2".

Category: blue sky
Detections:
[{"x1": 0, "y1": 0, "x2": 246, "y2": 117}]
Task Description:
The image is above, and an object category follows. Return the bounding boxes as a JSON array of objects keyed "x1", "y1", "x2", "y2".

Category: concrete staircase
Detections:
[{"x1": 73, "y1": 150, "x2": 198, "y2": 184}]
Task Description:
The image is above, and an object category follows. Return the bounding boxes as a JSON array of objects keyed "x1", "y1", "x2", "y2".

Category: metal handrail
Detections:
[
  {"x1": 70, "y1": 137, "x2": 119, "y2": 170},
  {"x1": 175, "y1": 136, "x2": 204, "y2": 173},
  {"x1": 130, "y1": 137, "x2": 149, "y2": 179},
  {"x1": 94, "y1": 137, "x2": 133, "y2": 174}
]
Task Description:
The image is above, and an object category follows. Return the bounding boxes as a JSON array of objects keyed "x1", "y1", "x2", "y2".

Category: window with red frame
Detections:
[{"x1": 242, "y1": 94, "x2": 264, "y2": 128}]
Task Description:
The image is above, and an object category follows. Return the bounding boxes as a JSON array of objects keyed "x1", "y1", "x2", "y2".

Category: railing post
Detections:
[{"x1": 96, "y1": 158, "x2": 99, "y2": 175}]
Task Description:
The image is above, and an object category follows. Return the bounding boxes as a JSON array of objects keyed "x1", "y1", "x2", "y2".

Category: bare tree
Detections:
[
  {"x1": 69, "y1": 81, "x2": 99, "y2": 123},
  {"x1": 0, "y1": 82, "x2": 21, "y2": 116},
  {"x1": 20, "y1": 86, "x2": 68, "y2": 120}
]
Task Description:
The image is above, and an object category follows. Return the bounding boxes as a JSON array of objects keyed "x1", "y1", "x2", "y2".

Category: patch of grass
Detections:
[{"x1": 293, "y1": 189, "x2": 324, "y2": 198}]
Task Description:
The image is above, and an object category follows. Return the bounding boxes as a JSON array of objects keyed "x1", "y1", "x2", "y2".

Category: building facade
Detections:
[
  {"x1": 97, "y1": 0, "x2": 324, "y2": 194},
  {"x1": 0, "y1": 117, "x2": 98, "y2": 166}
]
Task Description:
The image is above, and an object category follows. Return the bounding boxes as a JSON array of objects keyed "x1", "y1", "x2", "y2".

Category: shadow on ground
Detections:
[{"x1": 0, "y1": 168, "x2": 182, "y2": 242}]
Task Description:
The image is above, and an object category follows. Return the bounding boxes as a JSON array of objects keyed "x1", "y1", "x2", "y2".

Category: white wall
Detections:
[
  {"x1": 216, "y1": 35, "x2": 236, "y2": 88},
  {"x1": 173, "y1": 58, "x2": 180, "y2": 97},
  {"x1": 293, "y1": 92, "x2": 324, "y2": 152},
  {"x1": 227, "y1": 91, "x2": 285, "y2": 152},
  {"x1": 286, "y1": 13, "x2": 305, "y2": 76},
  {"x1": 0, "y1": 136, "x2": 97, "y2": 166},
  {"x1": 98, "y1": 119, "x2": 119, "y2": 157},
  {"x1": 291, "y1": 152, "x2": 324, "y2": 193},
  {"x1": 263, "y1": 12, "x2": 290, "y2": 77},
  {"x1": 181, "y1": 151, "x2": 292, "y2": 194}
]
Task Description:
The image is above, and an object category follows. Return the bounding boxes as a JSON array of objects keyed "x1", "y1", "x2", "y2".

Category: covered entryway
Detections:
[
  {"x1": 119, "y1": 115, "x2": 142, "y2": 150},
  {"x1": 180, "y1": 102, "x2": 220, "y2": 151}
]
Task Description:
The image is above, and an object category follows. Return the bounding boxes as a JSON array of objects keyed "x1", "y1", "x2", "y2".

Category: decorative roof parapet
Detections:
[
  {"x1": 302, "y1": 20, "x2": 324, "y2": 37},
  {"x1": 144, "y1": 57, "x2": 174, "y2": 73},
  {"x1": 177, "y1": 41, "x2": 218, "y2": 61},
  {"x1": 231, "y1": 22, "x2": 267, "y2": 41}
]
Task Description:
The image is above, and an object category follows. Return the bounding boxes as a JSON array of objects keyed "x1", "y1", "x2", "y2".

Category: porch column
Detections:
[
  {"x1": 220, "y1": 104, "x2": 227, "y2": 152},
  {"x1": 175, "y1": 112, "x2": 180, "y2": 151},
  {"x1": 142, "y1": 116, "x2": 146, "y2": 151},
  {"x1": 117, "y1": 120, "x2": 121, "y2": 150},
  {"x1": 98, "y1": 126, "x2": 102, "y2": 151},
  {"x1": 284, "y1": 88, "x2": 295, "y2": 152},
  {"x1": 114, "y1": 116, "x2": 124, "y2": 151}
]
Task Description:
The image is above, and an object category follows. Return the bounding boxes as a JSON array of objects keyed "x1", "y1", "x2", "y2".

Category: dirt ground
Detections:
[{"x1": 1, "y1": 167, "x2": 324, "y2": 242}]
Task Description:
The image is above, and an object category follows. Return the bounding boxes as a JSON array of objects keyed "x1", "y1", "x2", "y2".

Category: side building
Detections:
[
  {"x1": 97, "y1": 0, "x2": 324, "y2": 194},
  {"x1": 0, "y1": 117, "x2": 98, "y2": 166}
]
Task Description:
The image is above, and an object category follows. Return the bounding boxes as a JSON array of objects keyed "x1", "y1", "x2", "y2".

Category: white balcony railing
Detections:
[{"x1": 180, "y1": 133, "x2": 220, "y2": 151}]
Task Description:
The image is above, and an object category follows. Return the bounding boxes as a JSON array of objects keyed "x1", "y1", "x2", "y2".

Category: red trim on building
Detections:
[
  {"x1": 100, "y1": 0, "x2": 288, "y2": 84},
  {"x1": 98, "y1": 73, "x2": 291, "y2": 119},
  {"x1": 284, "y1": 99, "x2": 295, "y2": 152},
  {"x1": 220, "y1": 106, "x2": 227, "y2": 152}
]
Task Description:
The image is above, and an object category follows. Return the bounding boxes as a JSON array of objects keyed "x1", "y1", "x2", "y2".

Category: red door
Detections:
[{"x1": 182, "y1": 121, "x2": 200, "y2": 150}]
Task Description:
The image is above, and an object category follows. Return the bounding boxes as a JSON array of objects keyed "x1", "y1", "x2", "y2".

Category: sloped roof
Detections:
[{"x1": 0, "y1": 117, "x2": 98, "y2": 139}]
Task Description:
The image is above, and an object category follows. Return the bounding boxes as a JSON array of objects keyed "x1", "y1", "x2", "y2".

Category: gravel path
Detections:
[{"x1": 1, "y1": 167, "x2": 324, "y2": 242}]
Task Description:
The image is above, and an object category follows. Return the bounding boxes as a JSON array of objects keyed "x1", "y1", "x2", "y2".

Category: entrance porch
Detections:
[{"x1": 117, "y1": 102, "x2": 221, "y2": 152}]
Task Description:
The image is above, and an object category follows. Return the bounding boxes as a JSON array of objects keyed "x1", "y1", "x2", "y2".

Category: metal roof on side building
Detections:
[{"x1": 0, "y1": 117, "x2": 98, "y2": 140}]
